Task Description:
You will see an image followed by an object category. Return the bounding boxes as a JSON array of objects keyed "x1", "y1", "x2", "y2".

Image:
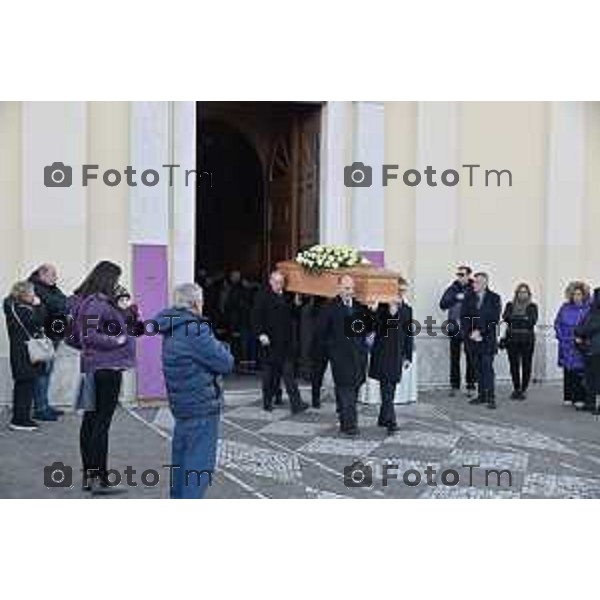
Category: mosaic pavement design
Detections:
[{"x1": 131, "y1": 385, "x2": 600, "y2": 499}]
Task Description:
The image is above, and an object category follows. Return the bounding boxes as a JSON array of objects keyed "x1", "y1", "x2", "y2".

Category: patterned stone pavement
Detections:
[{"x1": 3, "y1": 383, "x2": 600, "y2": 498}]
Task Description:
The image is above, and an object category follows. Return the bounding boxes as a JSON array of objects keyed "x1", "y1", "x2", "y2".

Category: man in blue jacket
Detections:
[
  {"x1": 439, "y1": 265, "x2": 476, "y2": 397},
  {"x1": 156, "y1": 283, "x2": 234, "y2": 499}
]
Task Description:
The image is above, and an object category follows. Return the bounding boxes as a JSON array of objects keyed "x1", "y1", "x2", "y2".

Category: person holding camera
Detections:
[
  {"x1": 500, "y1": 283, "x2": 538, "y2": 400},
  {"x1": 368, "y1": 278, "x2": 413, "y2": 434},
  {"x1": 3, "y1": 281, "x2": 46, "y2": 431},
  {"x1": 318, "y1": 275, "x2": 369, "y2": 436},
  {"x1": 439, "y1": 265, "x2": 476, "y2": 397},
  {"x1": 156, "y1": 283, "x2": 234, "y2": 499},
  {"x1": 460, "y1": 272, "x2": 502, "y2": 409},
  {"x1": 28, "y1": 263, "x2": 67, "y2": 421},
  {"x1": 251, "y1": 270, "x2": 309, "y2": 414},
  {"x1": 69, "y1": 261, "x2": 136, "y2": 491}
]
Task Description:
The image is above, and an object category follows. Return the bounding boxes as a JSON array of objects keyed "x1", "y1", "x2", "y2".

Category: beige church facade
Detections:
[{"x1": 1, "y1": 101, "x2": 599, "y2": 403}]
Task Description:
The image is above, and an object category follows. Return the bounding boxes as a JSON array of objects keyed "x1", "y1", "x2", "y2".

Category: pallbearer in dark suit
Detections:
[
  {"x1": 319, "y1": 275, "x2": 369, "y2": 436},
  {"x1": 252, "y1": 270, "x2": 309, "y2": 414},
  {"x1": 369, "y1": 278, "x2": 414, "y2": 434},
  {"x1": 460, "y1": 272, "x2": 502, "y2": 409}
]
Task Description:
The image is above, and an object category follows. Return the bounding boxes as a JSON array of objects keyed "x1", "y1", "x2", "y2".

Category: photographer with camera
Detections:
[
  {"x1": 69, "y1": 261, "x2": 136, "y2": 491},
  {"x1": 318, "y1": 275, "x2": 369, "y2": 436}
]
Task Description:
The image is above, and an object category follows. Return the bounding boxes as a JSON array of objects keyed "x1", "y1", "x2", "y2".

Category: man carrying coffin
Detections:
[
  {"x1": 252, "y1": 270, "x2": 309, "y2": 414},
  {"x1": 319, "y1": 275, "x2": 369, "y2": 436}
]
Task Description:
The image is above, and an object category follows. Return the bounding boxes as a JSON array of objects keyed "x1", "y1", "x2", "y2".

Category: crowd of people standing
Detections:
[{"x1": 4, "y1": 259, "x2": 600, "y2": 498}]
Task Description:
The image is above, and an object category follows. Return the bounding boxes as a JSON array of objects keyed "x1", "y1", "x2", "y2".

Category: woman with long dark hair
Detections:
[
  {"x1": 502, "y1": 283, "x2": 538, "y2": 400},
  {"x1": 69, "y1": 261, "x2": 136, "y2": 490}
]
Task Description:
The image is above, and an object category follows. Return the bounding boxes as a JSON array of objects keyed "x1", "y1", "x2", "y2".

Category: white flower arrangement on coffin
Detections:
[{"x1": 295, "y1": 244, "x2": 370, "y2": 274}]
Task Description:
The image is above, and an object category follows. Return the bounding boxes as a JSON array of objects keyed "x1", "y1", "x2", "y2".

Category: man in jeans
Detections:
[
  {"x1": 156, "y1": 283, "x2": 234, "y2": 499},
  {"x1": 28, "y1": 264, "x2": 67, "y2": 420},
  {"x1": 439, "y1": 265, "x2": 476, "y2": 397}
]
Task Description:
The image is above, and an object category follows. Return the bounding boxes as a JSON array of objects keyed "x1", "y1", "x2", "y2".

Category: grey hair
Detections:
[
  {"x1": 173, "y1": 283, "x2": 203, "y2": 309},
  {"x1": 10, "y1": 280, "x2": 35, "y2": 301}
]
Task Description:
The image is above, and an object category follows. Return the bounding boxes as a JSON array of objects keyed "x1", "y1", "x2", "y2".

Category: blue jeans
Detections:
[
  {"x1": 170, "y1": 414, "x2": 220, "y2": 499},
  {"x1": 33, "y1": 360, "x2": 53, "y2": 416}
]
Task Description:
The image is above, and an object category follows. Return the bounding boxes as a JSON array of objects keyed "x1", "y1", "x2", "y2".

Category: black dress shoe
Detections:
[
  {"x1": 292, "y1": 401, "x2": 309, "y2": 415},
  {"x1": 340, "y1": 427, "x2": 360, "y2": 437},
  {"x1": 386, "y1": 423, "x2": 399, "y2": 435},
  {"x1": 510, "y1": 390, "x2": 520, "y2": 400},
  {"x1": 263, "y1": 404, "x2": 273, "y2": 412}
]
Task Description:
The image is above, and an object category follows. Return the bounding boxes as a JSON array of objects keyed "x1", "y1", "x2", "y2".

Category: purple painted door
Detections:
[{"x1": 132, "y1": 244, "x2": 169, "y2": 399}]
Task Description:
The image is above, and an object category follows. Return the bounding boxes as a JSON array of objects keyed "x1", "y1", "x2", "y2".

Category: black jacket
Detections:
[
  {"x1": 440, "y1": 280, "x2": 473, "y2": 338},
  {"x1": 251, "y1": 288, "x2": 298, "y2": 361},
  {"x1": 3, "y1": 297, "x2": 45, "y2": 380},
  {"x1": 502, "y1": 302, "x2": 538, "y2": 345},
  {"x1": 460, "y1": 288, "x2": 502, "y2": 354},
  {"x1": 318, "y1": 297, "x2": 368, "y2": 387},
  {"x1": 369, "y1": 302, "x2": 414, "y2": 383},
  {"x1": 575, "y1": 301, "x2": 600, "y2": 357},
  {"x1": 28, "y1": 275, "x2": 67, "y2": 341}
]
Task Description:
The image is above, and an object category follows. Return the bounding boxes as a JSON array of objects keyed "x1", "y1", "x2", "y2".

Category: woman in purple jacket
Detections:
[
  {"x1": 554, "y1": 281, "x2": 591, "y2": 409},
  {"x1": 69, "y1": 261, "x2": 136, "y2": 490}
]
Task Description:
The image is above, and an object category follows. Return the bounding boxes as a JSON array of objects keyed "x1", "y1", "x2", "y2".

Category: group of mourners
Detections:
[
  {"x1": 439, "y1": 266, "x2": 600, "y2": 414},
  {"x1": 4, "y1": 259, "x2": 600, "y2": 498}
]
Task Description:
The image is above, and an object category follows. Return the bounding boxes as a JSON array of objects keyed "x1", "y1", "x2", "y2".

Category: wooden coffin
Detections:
[{"x1": 276, "y1": 260, "x2": 402, "y2": 304}]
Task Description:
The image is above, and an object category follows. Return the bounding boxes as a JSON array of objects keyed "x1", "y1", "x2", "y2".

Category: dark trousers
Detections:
[
  {"x1": 563, "y1": 368, "x2": 587, "y2": 405},
  {"x1": 261, "y1": 358, "x2": 303, "y2": 410},
  {"x1": 507, "y1": 341, "x2": 534, "y2": 392},
  {"x1": 80, "y1": 369, "x2": 122, "y2": 475},
  {"x1": 450, "y1": 337, "x2": 476, "y2": 389},
  {"x1": 311, "y1": 353, "x2": 329, "y2": 406},
  {"x1": 12, "y1": 378, "x2": 35, "y2": 425},
  {"x1": 335, "y1": 385, "x2": 360, "y2": 431},
  {"x1": 471, "y1": 346, "x2": 495, "y2": 396},
  {"x1": 379, "y1": 380, "x2": 397, "y2": 426}
]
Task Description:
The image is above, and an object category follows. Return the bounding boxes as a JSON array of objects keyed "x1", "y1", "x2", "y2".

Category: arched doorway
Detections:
[
  {"x1": 195, "y1": 101, "x2": 322, "y2": 285},
  {"x1": 196, "y1": 118, "x2": 266, "y2": 281}
]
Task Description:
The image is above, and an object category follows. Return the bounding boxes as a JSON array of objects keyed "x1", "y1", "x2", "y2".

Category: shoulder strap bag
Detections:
[{"x1": 11, "y1": 302, "x2": 55, "y2": 364}]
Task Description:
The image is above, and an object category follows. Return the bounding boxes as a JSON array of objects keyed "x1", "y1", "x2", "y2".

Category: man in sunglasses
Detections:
[{"x1": 439, "y1": 265, "x2": 476, "y2": 397}]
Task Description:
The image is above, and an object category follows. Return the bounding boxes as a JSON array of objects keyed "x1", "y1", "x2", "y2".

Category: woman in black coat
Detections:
[
  {"x1": 501, "y1": 283, "x2": 538, "y2": 400},
  {"x1": 575, "y1": 287, "x2": 600, "y2": 415},
  {"x1": 368, "y1": 278, "x2": 414, "y2": 434},
  {"x1": 3, "y1": 281, "x2": 45, "y2": 430}
]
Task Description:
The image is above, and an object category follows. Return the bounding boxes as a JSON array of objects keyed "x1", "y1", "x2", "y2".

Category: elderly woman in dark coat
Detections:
[
  {"x1": 3, "y1": 281, "x2": 45, "y2": 430},
  {"x1": 368, "y1": 278, "x2": 414, "y2": 434},
  {"x1": 575, "y1": 287, "x2": 600, "y2": 415}
]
